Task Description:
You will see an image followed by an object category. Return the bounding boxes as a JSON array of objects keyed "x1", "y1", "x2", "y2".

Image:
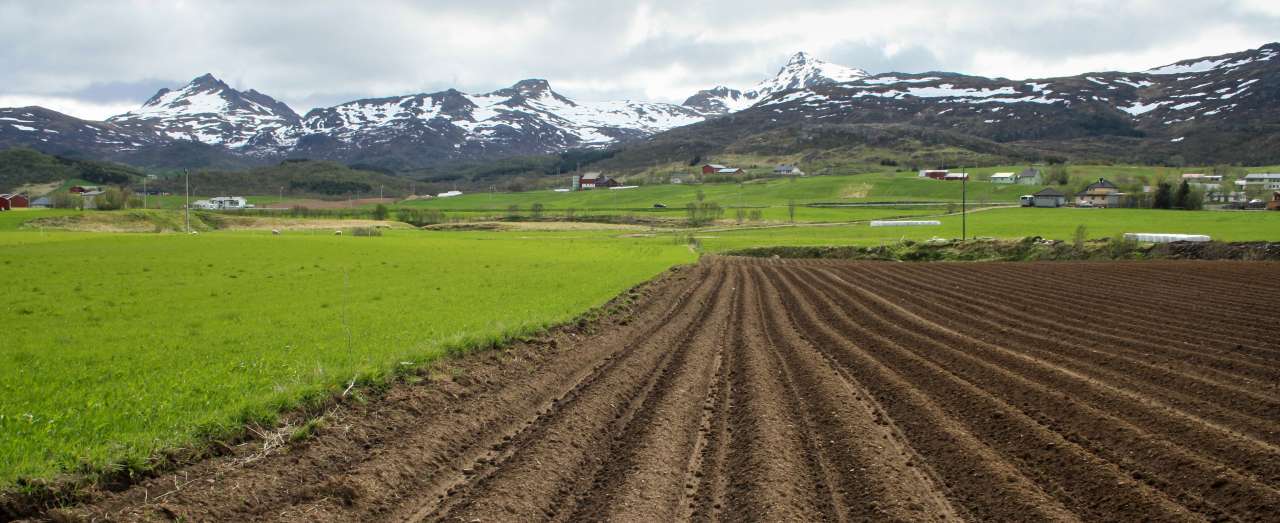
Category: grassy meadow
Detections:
[
  {"x1": 693, "y1": 207, "x2": 1280, "y2": 252},
  {"x1": 0, "y1": 227, "x2": 694, "y2": 486}
]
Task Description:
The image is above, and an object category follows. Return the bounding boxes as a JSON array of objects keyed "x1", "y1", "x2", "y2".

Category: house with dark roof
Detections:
[
  {"x1": 1017, "y1": 168, "x2": 1043, "y2": 185},
  {"x1": 773, "y1": 164, "x2": 804, "y2": 176},
  {"x1": 1032, "y1": 187, "x2": 1066, "y2": 208},
  {"x1": 1076, "y1": 178, "x2": 1124, "y2": 207}
]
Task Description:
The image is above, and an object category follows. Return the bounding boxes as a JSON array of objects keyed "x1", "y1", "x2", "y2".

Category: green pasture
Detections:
[
  {"x1": 0, "y1": 229, "x2": 694, "y2": 486},
  {"x1": 694, "y1": 207, "x2": 1280, "y2": 252}
]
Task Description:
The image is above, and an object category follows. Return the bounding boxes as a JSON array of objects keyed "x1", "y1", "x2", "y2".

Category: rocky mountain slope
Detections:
[
  {"x1": 107, "y1": 73, "x2": 301, "y2": 152},
  {"x1": 294, "y1": 79, "x2": 706, "y2": 170},
  {"x1": 683, "y1": 52, "x2": 869, "y2": 114},
  {"x1": 1, "y1": 43, "x2": 1278, "y2": 170},
  {"x1": 603, "y1": 43, "x2": 1280, "y2": 169}
]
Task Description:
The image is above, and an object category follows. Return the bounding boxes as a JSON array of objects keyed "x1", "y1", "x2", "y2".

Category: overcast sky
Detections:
[{"x1": 2, "y1": 0, "x2": 1278, "y2": 120}]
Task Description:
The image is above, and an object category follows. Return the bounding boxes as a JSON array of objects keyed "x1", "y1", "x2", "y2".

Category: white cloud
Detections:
[
  {"x1": 0, "y1": 95, "x2": 136, "y2": 121},
  {"x1": 0, "y1": 0, "x2": 1276, "y2": 120}
]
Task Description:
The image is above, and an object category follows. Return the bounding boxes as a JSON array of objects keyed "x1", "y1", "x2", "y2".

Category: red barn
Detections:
[
  {"x1": 0, "y1": 193, "x2": 29, "y2": 211},
  {"x1": 919, "y1": 169, "x2": 949, "y2": 180},
  {"x1": 701, "y1": 164, "x2": 728, "y2": 175}
]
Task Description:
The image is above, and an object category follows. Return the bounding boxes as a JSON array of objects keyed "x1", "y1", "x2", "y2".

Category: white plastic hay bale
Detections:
[
  {"x1": 1123, "y1": 233, "x2": 1211, "y2": 243},
  {"x1": 870, "y1": 220, "x2": 942, "y2": 227}
]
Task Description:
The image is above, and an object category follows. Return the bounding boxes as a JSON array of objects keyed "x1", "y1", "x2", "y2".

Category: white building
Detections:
[
  {"x1": 1238, "y1": 173, "x2": 1280, "y2": 190},
  {"x1": 210, "y1": 196, "x2": 249, "y2": 209},
  {"x1": 989, "y1": 172, "x2": 1017, "y2": 184},
  {"x1": 191, "y1": 197, "x2": 251, "y2": 210}
]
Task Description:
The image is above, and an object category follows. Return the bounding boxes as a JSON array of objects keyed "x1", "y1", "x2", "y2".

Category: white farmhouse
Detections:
[{"x1": 989, "y1": 172, "x2": 1016, "y2": 184}]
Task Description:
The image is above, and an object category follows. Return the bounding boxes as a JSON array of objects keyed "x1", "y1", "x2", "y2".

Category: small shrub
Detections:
[
  {"x1": 1073, "y1": 224, "x2": 1087, "y2": 251},
  {"x1": 396, "y1": 208, "x2": 445, "y2": 227},
  {"x1": 1107, "y1": 233, "x2": 1139, "y2": 258}
]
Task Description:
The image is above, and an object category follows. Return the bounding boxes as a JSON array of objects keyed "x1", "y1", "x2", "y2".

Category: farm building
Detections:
[
  {"x1": 1032, "y1": 187, "x2": 1066, "y2": 208},
  {"x1": 1238, "y1": 173, "x2": 1280, "y2": 190},
  {"x1": 1181, "y1": 173, "x2": 1224, "y2": 182},
  {"x1": 68, "y1": 185, "x2": 101, "y2": 194},
  {"x1": 1017, "y1": 168, "x2": 1043, "y2": 185},
  {"x1": 701, "y1": 164, "x2": 728, "y2": 175},
  {"x1": 990, "y1": 172, "x2": 1016, "y2": 184},
  {"x1": 31, "y1": 197, "x2": 51, "y2": 208},
  {"x1": 773, "y1": 164, "x2": 805, "y2": 176},
  {"x1": 1076, "y1": 178, "x2": 1124, "y2": 207},
  {"x1": 0, "y1": 193, "x2": 29, "y2": 211},
  {"x1": 715, "y1": 168, "x2": 744, "y2": 175},
  {"x1": 578, "y1": 172, "x2": 604, "y2": 189},
  {"x1": 943, "y1": 172, "x2": 969, "y2": 181},
  {"x1": 918, "y1": 169, "x2": 948, "y2": 180},
  {"x1": 210, "y1": 197, "x2": 250, "y2": 210},
  {"x1": 577, "y1": 172, "x2": 620, "y2": 189}
]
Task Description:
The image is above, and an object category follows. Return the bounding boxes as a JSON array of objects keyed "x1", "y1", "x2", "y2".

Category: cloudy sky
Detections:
[{"x1": 2, "y1": 0, "x2": 1278, "y2": 120}]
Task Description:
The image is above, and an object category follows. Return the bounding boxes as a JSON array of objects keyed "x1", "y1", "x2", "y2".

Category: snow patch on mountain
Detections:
[
  {"x1": 683, "y1": 52, "x2": 869, "y2": 115},
  {"x1": 108, "y1": 74, "x2": 302, "y2": 151}
]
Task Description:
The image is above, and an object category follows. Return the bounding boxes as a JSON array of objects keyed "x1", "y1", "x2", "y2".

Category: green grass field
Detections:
[
  {"x1": 0, "y1": 229, "x2": 694, "y2": 486},
  {"x1": 694, "y1": 207, "x2": 1280, "y2": 252}
]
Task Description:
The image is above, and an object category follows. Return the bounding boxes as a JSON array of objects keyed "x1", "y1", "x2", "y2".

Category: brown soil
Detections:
[{"x1": 34, "y1": 258, "x2": 1280, "y2": 522}]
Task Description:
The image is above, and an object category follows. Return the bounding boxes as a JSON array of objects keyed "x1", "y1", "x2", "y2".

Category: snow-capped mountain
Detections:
[
  {"x1": 0, "y1": 106, "x2": 161, "y2": 154},
  {"x1": 298, "y1": 79, "x2": 706, "y2": 164},
  {"x1": 622, "y1": 42, "x2": 1280, "y2": 167},
  {"x1": 742, "y1": 43, "x2": 1279, "y2": 143},
  {"x1": 2, "y1": 43, "x2": 1279, "y2": 169},
  {"x1": 107, "y1": 74, "x2": 302, "y2": 151},
  {"x1": 683, "y1": 52, "x2": 870, "y2": 114}
]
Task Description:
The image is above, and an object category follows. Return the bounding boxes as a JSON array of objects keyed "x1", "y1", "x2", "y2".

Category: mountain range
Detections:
[{"x1": 1, "y1": 43, "x2": 1278, "y2": 171}]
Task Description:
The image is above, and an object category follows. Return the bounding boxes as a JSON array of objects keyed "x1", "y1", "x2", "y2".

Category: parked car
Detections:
[{"x1": 1077, "y1": 200, "x2": 1094, "y2": 208}]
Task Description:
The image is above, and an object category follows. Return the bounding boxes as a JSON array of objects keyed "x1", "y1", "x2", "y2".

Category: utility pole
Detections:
[
  {"x1": 961, "y1": 167, "x2": 968, "y2": 240},
  {"x1": 142, "y1": 176, "x2": 147, "y2": 209},
  {"x1": 379, "y1": 184, "x2": 384, "y2": 200},
  {"x1": 184, "y1": 169, "x2": 190, "y2": 233}
]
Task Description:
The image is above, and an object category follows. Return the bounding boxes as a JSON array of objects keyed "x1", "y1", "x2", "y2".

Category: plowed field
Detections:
[{"x1": 56, "y1": 258, "x2": 1280, "y2": 522}]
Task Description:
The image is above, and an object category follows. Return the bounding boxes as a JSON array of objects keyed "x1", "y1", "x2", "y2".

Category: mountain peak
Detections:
[
  {"x1": 786, "y1": 51, "x2": 814, "y2": 65},
  {"x1": 512, "y1": 78, "x2": 552, "y2": 93},
  {"x1": 189, "y1": 73, "x2": 227, "y2": 89}
]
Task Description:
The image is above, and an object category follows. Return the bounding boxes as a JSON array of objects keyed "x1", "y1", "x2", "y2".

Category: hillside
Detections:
[
  {"x1": 0, "y1": 147, "x2": 143, "y2": 193},
  {"x1": 150, "y1": 159, "x2": 415, "y2": 198}
]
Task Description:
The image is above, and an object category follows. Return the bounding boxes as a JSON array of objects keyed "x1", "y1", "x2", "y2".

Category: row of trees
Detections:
[{"x1": 49, "y1": 187, "x2": 141, "y2": 210}]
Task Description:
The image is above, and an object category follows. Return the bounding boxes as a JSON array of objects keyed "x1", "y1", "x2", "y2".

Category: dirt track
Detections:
[{"x1": 54, "y1": 258, "x2": 1280, "y2": 522}]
